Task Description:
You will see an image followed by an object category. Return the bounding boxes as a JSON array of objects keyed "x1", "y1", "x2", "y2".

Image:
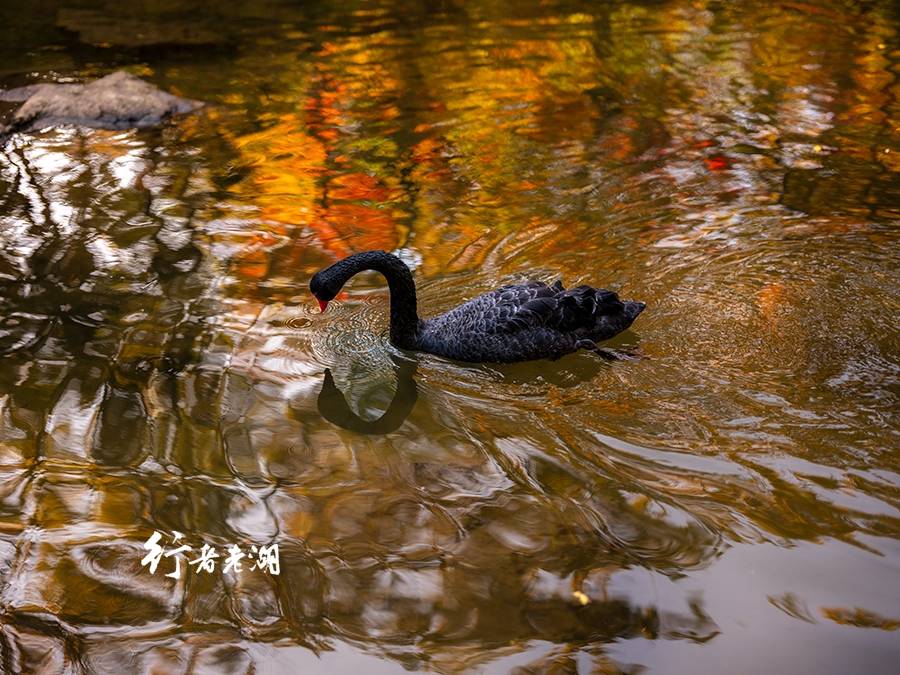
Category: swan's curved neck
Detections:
[{"x1": 324, "y1": 251, "x2": 420, "y2": 347}]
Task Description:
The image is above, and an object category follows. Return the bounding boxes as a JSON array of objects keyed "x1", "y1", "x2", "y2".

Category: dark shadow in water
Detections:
[
  {"x1": 317, "y1": 353, "x2": 418, "y2": 434},
  {"x1": 464, "y1": 330, "x2": 643, "y2": 387}
]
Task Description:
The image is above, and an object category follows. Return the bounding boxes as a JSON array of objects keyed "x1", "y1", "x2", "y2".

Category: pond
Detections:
[{"x1": 0, "y1": 0, "x2": 898, "y2": 672}]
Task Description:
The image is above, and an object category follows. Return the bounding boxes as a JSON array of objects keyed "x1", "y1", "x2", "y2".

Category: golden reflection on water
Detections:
[{"x1": 0, "y1": 0, "x2": 899, "y2": 672}]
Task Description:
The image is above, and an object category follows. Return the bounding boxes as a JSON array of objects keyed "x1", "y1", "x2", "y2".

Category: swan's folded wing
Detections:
[
  {"x1": 492, "y1": 284, "x2": 624, "y2": 334},
  {"x1": 488, "y1": 282, "x2": 562, "y2": 334}
]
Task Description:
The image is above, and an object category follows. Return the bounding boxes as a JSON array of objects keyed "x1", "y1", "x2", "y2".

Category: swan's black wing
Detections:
[
  {"x1": 491, "y1": 281, "x2": 625, "y2": 335},
  {"x1": 487, "y1": 280, "x2": 561, "y2": 333}
]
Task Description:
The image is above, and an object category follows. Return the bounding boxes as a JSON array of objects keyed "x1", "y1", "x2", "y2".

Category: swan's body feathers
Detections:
[{"x1": 417, "y1": 280, "x2": 643, "y2": 363}]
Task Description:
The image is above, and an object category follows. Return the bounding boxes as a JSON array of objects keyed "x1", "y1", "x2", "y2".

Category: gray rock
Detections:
[{"x1": 0, "y1": 71, "x2": 203, "y2": 138}]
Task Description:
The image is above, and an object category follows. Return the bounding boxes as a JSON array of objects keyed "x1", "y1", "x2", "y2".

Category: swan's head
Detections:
[{"x1": 309, "y1": 270, "x2": 337, "y2": 312}]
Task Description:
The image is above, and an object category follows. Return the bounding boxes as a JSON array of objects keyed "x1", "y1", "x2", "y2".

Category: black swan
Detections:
[{"x1": 309, "y1": 250, "x2": 645, "y2": 363}]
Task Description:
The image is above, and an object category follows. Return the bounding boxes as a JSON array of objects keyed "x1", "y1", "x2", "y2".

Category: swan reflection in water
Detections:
[
  {"x1": 314, "y1": 333, "x2": 644, "y2": 435},
  {"x1": 316, "y1": 351, "x2": 419, "y2": 434}
]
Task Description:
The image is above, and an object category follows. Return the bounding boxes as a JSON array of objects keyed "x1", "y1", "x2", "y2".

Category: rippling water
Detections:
[{"x1": 0, "y1": 0, "x2": 898, "y2": 672}]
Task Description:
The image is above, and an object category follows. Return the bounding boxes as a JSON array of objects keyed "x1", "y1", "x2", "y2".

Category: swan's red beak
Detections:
[{"x1": 317, "y1": 299, "x2": 329, "y2": 313}]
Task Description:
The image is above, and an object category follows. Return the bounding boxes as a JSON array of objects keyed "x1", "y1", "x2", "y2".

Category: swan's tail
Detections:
[
  {"x1": 623, "y1": 300, "x2": 646, "y2": 320},
  {"x1": 553, "y1": 286, "x2": 644, "y2": 341}
]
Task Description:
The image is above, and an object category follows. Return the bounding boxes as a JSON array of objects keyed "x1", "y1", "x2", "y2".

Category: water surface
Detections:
[{"x1": 0, "y1": 0, "x2": 898, "y2": 672}]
